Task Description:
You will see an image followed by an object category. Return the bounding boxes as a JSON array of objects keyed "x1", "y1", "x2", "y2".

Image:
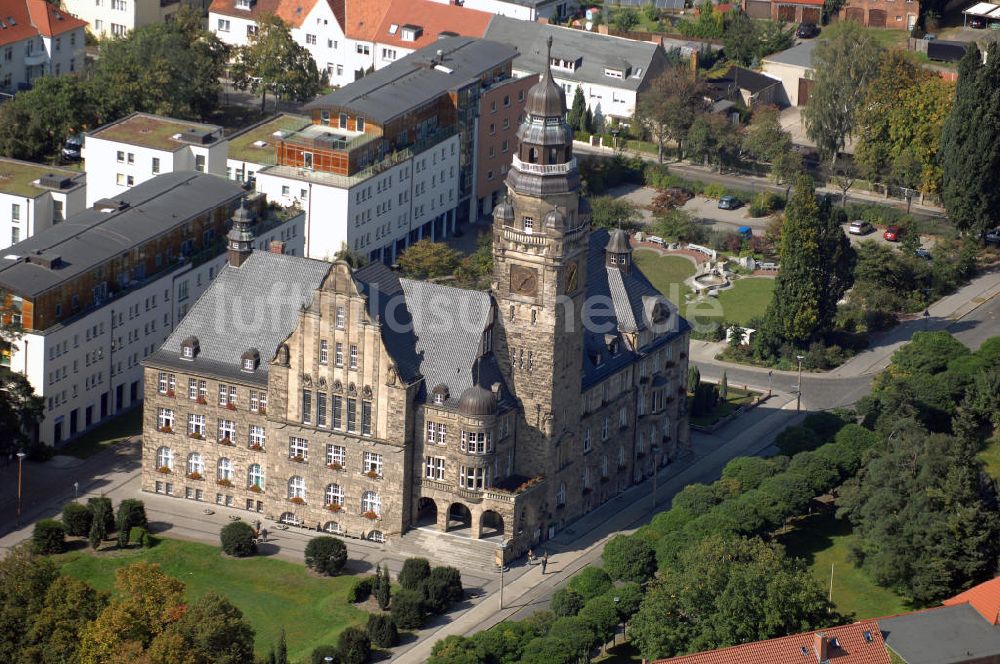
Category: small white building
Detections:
[
  {"x1": 61, "y1": 0, "x2": 186, "y2": 38},
  {"x1": 483, "y1": 17, "x2": 669, "y2": 124},
  {"x1": 83, "y1": 113, "x2": 228, "y2": 207},
  {"x1": 0, "y1": 158, "x2": 86, "y2": 250},
  {"x1": 0, "y1": 172, "x2": 305, "y2": 446},
  {"x1": 0, "y1": 0, "x2": 87, "y2": 92}
]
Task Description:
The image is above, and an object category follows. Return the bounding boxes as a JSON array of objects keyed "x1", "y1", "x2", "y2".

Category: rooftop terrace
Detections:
[
  {"x1": 0, "y1": 159, "x2": 84, "y2": 198},
  {"x1": 89, "y1": 113, "x2": 224, "y2": 151},
  {"x1": 226, "y1": 114, "x2": 311, "y2": 164}
]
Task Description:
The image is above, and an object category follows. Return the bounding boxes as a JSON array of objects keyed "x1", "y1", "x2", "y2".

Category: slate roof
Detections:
[
  {"x1": 761, "y1": 39, "x2": 817, "y2": 69},
  {"x1": 651, "y1": 619, "x2": 891, "y2": 664},
  {"x1": 353, "y1": 261, "x2": 513, "y2": 409},
  {"x1": 944, "y1": 576, "x2": 1000, "y2": 625},
  {"x1": 484, "y1": 17, "x2": 663, "y2": 92},
  {"x1": 881, "y1": 603, "x2": 1000, "y2": 664},
  {"x1": 583, "y1": 229, "x2": 689, "y2": 390},
  {"x1": 146, "y1": 251, "x2": 332, "y2": 384},
  {"x1": 0, "y1": 172, "x2": 244, "y2": 299},
  {"x1": 304, "y1": 36, "x2": 517, "y2": 125}
]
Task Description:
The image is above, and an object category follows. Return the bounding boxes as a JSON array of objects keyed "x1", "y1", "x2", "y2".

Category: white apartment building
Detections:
[
  {"x1": 83, "y1": 113, "x2": 228, "y2": 207},
  {"x1": 444, "y1": 0, "x2": 575, "y2": 21},
  {"x1": 61, "y1": 0, "x2": 184, "y2": 38},
  {"x1": 0, "y1": 172, "x2": 305, "y2": 446},
  {"x1": 255, "y1": 130, "x2": 460, "y2": 263},
  {"x1": 0, "y1": 159, "x2": 86, "y2": 250},
  {"x1": 484, "y1": 17, "x2": 669, "y2": 124},
  {"x1": 0, "y1": 0, "x2": 86, "y2": 93}
]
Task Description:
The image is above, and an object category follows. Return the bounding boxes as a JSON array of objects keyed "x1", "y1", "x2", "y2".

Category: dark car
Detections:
[
  {"x1": 884, "y1": 225, "x2": 902, "y2": 242},
  {"x1": 797, "y1": 22, "x2": 819, "y2": 38},
  {"x1": 985, "y1": 228, "x2": 1000, "y2": 245},
  {"x1": 718, "y1": 195, "x2": 742, "y2": 210},
  {"x1": 969, "y1": 16, "x2": 987, "y2": 28},
  {"x1": 61, "y1": 134, "x2": 83, "y2": 162}
]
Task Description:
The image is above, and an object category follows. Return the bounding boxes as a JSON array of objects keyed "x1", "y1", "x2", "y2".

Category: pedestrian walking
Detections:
[
  {"x1": 260, "y1": 528, "x2": 268, "y2": 543},
  {"x1": 541, "y1": 552, "x2": 548, "y2": 574},
  {"x1": 527, "y1": 548, "x2": 535, "y2": 565}
]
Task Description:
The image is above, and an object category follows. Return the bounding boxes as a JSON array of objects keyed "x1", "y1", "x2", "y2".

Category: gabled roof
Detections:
[
  {"x1": 0, "y1": 0, "x2": 86, "y2": 47},
  {"x1": 712, "y1": 66, "x2": 781, "y2": 95},
  {"x1": 147, "y1": 250, "x2": 332, "y2": 383},
  {"x1": 373, "y1": 0, "x2": 492, "y2": 50},
  {"x1": 208, "y1": 0, "x2": 335, "y2": 29},
  {"x1": 761, "y1": 39, "x2": 817, "y2": 69},
  {"x1": 484, "y1": 17, "x2": 664, "y2": 92},
  {"x1": 944, "y1": 576, "x2": 1000, "y2": 625},
  {"x1": 881, "y1": 603, "x2": 1000, "y2": 664},
  {"x1": 650, "y1": 620, "x2": 890, "y2": 664},
  {"x1": 342, "y1": 0, "x2": 391, "y2": 40}
]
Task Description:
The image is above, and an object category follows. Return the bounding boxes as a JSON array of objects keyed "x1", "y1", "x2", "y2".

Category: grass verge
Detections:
[
  {"x1": 688, "y1": 385, "x2": 758, "y2": 427},
  {"x1": 633, "y1": 250, "x2": 695, "y2": 306},
  {"x1": 688, "y1": 277, "x2": 775, "y2": 326},
  {"x1": 55, "y1": 536, "x2": 368, "y2": 661},
  {"x1": 779, "y1": 511, "x2": 910, "y2": 620}
]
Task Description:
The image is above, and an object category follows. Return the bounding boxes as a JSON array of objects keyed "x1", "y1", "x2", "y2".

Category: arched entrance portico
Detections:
[
  {"x1": 480, "y1": 510, "x2": 504, "y2": 539},
  {"x1": 446, "y1": 503, "x2": 472, "y2": 533},
  {"x1": 416, "y1": 497, "x2": 438, "y2": 528}
]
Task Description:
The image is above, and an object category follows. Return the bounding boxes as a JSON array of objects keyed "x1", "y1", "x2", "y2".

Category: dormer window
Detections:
[
  {"x1": 400, "y1": 24, "x2": 422, "y2": 42},
  {"x1": 235, "y1": 0, "x2": 251, "y2": 9},
  {"x1": 604, "y1": 68, "x2": 625, "y2": 79},
  {"x1": 432, "y1": 384, "x2": 450, "y2": 405},
  {"x1": 434, "y1": 393, "x2": 445, "y2": 405},
  {"x1": 551, "y1": 57, "x2": 578, "y2": 72},
  {"x1": 241, "y1": 348, "x2": 260, "y2": 372},
  {"x1": 180, "y1": 336, "x2": 200, "y2": 360}
]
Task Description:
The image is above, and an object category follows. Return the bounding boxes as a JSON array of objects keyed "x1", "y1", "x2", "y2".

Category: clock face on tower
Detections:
[{"x1": 510, "y1": 265, "x2": 538, "y2": 296}]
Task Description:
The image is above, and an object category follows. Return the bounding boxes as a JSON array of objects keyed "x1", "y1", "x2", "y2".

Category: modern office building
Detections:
[{"x1": 0, "y1": 158, "x2": 86, "y2": 251}]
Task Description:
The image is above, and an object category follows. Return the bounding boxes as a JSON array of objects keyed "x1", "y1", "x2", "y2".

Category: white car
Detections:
[{"x1": 848, "y1": 220, "x2": 873, "y2": 235}]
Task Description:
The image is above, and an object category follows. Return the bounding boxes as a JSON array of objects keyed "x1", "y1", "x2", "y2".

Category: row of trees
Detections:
[{"x1": 0, "y1": 9, "x2": 321, "y2": 164}]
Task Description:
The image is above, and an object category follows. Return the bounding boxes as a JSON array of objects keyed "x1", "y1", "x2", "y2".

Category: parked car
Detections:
[
  {"x1": 797, "y1": 22, "x2": 819, "y2": 38},
  {"x1": 915, "y1": 247, "x2": 932, "y2": 260},
  {"x1": 984, "y1": 228, "x2": 1000, "y2": 245},
  {"x1": 61, "y1": 134, "x2": 83, "y2": 162},
  {"x1": 969, "y1": 16, "x2": 987, "y2": 28},
  {"x1": 718, "y1": 195, "x2": 742, "y2": 210},
  {"x1": 884, "y1": 225, "x2": 902, "y2": 242},
  {"x1": 849, "y1": 220, "x2": 874, "y2": 235}
]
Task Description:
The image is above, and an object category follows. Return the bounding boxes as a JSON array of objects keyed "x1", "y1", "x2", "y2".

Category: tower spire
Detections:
[{"x1": 227, "y1": 198, "x2": 256, "y2": 268}]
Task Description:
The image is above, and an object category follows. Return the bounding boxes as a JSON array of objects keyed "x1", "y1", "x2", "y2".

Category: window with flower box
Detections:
[
  {"x1": 218, "y1": 419, "x2": 236, "y2": 443},
  {"x1": 459, "y1": 465, "x2": 488, "y2": 490},
  {"x1": 158, "y1": 372, "x2": 175, "y2": 394},
  {"x1": 425, "y1": 456, "x2": 445, "y2": 480},
  {"x1": 326, "y1": 443, "x2": 345, "y2": 468},
  {"x1": 248, "y1": 463, "x2": 264, "y2": 490},
  {"x1": 460, "y1": 431, "x2": 491, "y2": 453},
  {"x1": 217, "y1": 457, "x2": 234, "y2": 482},
  {"x1": 363, "y1": 451, "x2": 382, "y2": 476},
  {"x1": 156, "y1": 446, "x2": 173, "y2": 470},
  {"x1": 157, "y1": 408, "x2": 174, "y2": 431},
  {"x1": 188, "y1": 378, "x2": 198, "y2": 399},
  {"x1": 188, "y1": 414, "x2": 206, "y2": 437},
  {"x1": 249, "y1": 425, "x2": 265, "y2": 449},
  {"x1": 250, "y1": 389, "x2": 267, "y2": 413},
  {"x1": 187, "y1": 452, "x2": 203, "y2": 475},
  {"x1": 289, "y1": 437, "x2": 308, "y2": 461},
  {"x1": 324, "y1": 483, "x2": 344, "y2": 507},
  {"x1": 288, "y1": 475, "x2": 305, "y2": 500},
  {"x1": 361, "y1": 490, "x2": 380, "y2": 516}
]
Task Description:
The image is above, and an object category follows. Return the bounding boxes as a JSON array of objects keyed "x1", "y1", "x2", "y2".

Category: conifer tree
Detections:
[{"x1": 567, "y1": 86, "x2": 586, "y2": 131}]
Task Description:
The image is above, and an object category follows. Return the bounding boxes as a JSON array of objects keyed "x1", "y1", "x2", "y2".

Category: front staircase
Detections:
[{"x1": 390, "y1": 527, "x2": 501, "y2": 574}]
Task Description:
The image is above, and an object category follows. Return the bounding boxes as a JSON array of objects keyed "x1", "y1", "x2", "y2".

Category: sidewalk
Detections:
[{"x1": 388, "y1": 395, "x2": 802, "y2": 664}]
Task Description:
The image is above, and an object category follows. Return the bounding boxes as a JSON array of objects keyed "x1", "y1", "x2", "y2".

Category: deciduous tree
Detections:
[
  {"x1": 637, "y1": 66, "x2": 708, "y2": 162},
  {"x1": 230, "y1": 14, "x2": 322, "y2": 113},
  {"x1": 397, "y1": 241, "x2": 462, "y2": 280}
]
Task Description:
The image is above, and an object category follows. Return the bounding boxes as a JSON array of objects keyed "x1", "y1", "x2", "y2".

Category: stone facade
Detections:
[{"x1": 140, "y1": 49, "x2": 690, "y2": 558}]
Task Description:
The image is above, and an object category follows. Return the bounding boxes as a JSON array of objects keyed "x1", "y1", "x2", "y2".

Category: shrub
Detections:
[
  {"x1": 338, "y1": 626, "x2": 371, "y2": 664},
  {"x1": 220, "y1": 521, "x2": 257, "y2": 557},
  {"x1": 61, "y1": 502, "x2": 93, "y2": 536},
  {"x1": 32, "y1": 519, "x2": 66, "y2": 554},
  {"x1": 567, "y1": 566, "x2": 612, "y2": 601},
  {"x1": 398, "y1": 557, "x2": 431, "y2": 591},
  {"x1": 305, "y1": 536, "x2": 348, "y2": 576},
  {"x1": 577, "y1": 598, "x2": 620, "y2": 649},
  {"x1": 374, "y1": 564, "x2": 391, "y2": 610},
  {"x1": 721, "y1": 456, "x2": 777, "y2": 491},
  {"x1": 366, "y1": 613, "x2": 400, "y2": 648},
  {"x1": 703, "y1": 183, "x2": 727, "y2": 199},
  {"x1": 391, "y1": 588, "x2": 426, "y2": 629},
  {"x1": 129, "y1": 526, "x2": 148, "y2": 546},
  {"x1": 87, "y1": 496, "x2": 115, "y2": 533},
  {"x1": 310, "y1": 645, "x2": 340, "y2": 664},
  {"x1": 602, "y1": 535, "x2": 657, "y2": 584},
  {"x1": 421, "y1": 574, "x2": 453, "y2": 615},
  {"x1": 801, "y1": 411, "x2": 848, "y2": 443},
  {"x1": 27, "y1": 440, "x2": 53, "y2": 462},
  {"x1": 775, "y1": 425, "x2": 819, "y2": 456},
  {"x1": 116, "y1": 499, "x2": 148, "y2": 547},
  {"x1": 551, "y1": 587, "x2": 586, "y2": 616},
  {"x1": 347, "y1": 576, "x2": 374, "y2": 603}
]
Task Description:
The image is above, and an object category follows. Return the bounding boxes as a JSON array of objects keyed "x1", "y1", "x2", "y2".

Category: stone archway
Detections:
[
  {"x1": 480, "y1": 510, "x2": 504, "y2": 539},
  {"x1": 446, "y1": 503, "x2": 472, "y2": 533},
  {"x1": 416, "y1": 497, "x2": 438, "y2": 529}
]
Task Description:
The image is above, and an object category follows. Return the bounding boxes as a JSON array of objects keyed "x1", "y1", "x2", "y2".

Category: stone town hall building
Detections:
[{"x1": 140, "y1": 42, "x2": 691, "y2": 555}]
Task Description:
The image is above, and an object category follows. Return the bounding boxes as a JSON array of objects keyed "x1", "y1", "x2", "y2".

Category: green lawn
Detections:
[
  {"x1": 59, "y1": 408, "x2": 142, "y2": 459},
  {"x1": 55, "y1": 537, "x2": 367, "y2": 662},
  {"x1": 633, "y1": 250, "x2": 695, "y2": 306},
  {"x1": 689, "y1": 386, "x2": 759, "y2": 427},
  {"x1": 978, "y1": 436, "x2": 1000, "y2": 480},
  {"x1": 780, "y1": 511, "x2": 909, "y2": 620}
]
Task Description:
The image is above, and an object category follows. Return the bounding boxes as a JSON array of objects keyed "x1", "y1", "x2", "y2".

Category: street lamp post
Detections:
[
  {"x1": 16, "y1": 450, "x2": 27, "y2": 527},
  {"x1": 767, "y1": 370, "x2": 773, "y2": 397},
  {"x1": 498, "y1": 538, "x2": 511, "y2": 610},
  {"x1": 795, "y1": 355, "x2": 804, "y2": 412}
]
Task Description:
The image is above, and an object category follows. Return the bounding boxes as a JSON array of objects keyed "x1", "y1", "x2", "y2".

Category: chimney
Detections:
[
  {"x1": 813, "y1": 632, "x2": 829, "y2": 663},
  {"x1": 269, "y1": 240, "x2": 286, "y2": 254}
]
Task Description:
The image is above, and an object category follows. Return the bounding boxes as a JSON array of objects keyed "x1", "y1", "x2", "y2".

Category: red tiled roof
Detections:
[
  {"x1": 0, "y1": 0, "x2": 85, "y2": 47},
  {"x1": 944, "y1": 577, "x2": 1000, "y2": 625},
  {"x1": 342, "y1": 0, "x2": 391, "y2": 40},
  {"x1": 372, "y1": 0, "x2": 492, "y2": 50},
  {"x1": 650, "y1": 620, "x2": 891, "y2": 664},
  {"x1": 209, "y1": 0, "x2": 336, "y2": 29}
]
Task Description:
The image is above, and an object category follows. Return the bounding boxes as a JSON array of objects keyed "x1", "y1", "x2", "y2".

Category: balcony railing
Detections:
[{"x1": 511, "y1": 155, "x2": 577, "y2": 175}]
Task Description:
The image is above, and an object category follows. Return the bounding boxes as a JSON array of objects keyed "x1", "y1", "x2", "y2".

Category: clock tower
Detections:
[{"x1": 492, "y1": 36, "x2": 590, "y2": 478}]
